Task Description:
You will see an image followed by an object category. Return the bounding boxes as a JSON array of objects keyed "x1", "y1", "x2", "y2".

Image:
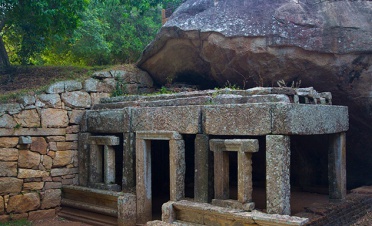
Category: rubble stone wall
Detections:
[{"x1": 0, "y1": 68, "x2": 153, "y2": 222}]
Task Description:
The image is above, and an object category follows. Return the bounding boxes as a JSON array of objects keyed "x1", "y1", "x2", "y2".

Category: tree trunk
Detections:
[{"x1": 0, "y1": 35, "x2": 10, "y2": 68}]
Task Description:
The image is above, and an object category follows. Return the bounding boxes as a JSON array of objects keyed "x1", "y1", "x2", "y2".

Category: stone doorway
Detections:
[{"x1": 135, "y1": 131, "x2": 185, "y2": 224}]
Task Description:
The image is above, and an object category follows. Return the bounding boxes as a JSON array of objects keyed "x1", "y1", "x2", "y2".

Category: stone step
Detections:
[
  {"x1": 61, "y1": 198, "x2": 117, "y2": 217},
  {"x1": 58, "y1": 206, "x2": 117, "y2": 226}
]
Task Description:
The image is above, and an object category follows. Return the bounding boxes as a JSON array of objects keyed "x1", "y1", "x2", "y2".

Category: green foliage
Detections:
[
  {"x1": 111, "y1": 77, "x2": 128, "y2": 97},
  {"x1": 0, "y1": 218, "x2": 32, "y2": 226},
  {"x1": 1, "y1": 0, "x2": 88, "y2": 65}
]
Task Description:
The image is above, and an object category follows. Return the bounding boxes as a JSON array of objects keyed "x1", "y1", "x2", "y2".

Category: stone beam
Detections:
[{"x1": 89, "y1": 136, "x2": 120, "y2": 146}]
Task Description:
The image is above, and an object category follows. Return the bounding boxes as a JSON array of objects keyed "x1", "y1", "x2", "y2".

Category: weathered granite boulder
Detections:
[{"x1": 138, "y1": 0, "x2": 372, "y2": 188}]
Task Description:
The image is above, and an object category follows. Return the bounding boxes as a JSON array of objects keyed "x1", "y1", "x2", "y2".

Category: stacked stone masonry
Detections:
[{"x1": 0, "y1": 68, "x2": 153, "y2": 222}]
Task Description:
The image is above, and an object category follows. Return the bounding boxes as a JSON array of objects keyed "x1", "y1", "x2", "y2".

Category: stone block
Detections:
[
  {"x1": 136, "y1": 131, "x2": 182, "y2": 140},
  {"x1": 89, "y1": 136, "x2": 120, "y2": 145},
  {"x1": 37, "y1": 94, "x2": 62, "y2": 108},
  {"x1": 66, "y1": 125, "x2": 80, "y2": 133},
  {"x1": 46, "y1": 81, "x2": 65, "y2": 94},
  {"x1": 69, "y1": 110, "x2": 85, "y2": 124},
  {"x1": 14, "y1": 109, "x2": 40, "y2": 128},
  {"x1": 19, "y1": 95, "x2": 36, "y2": 106},
  {"x1": 41, "y1": 189, "x2": 61, "y2": 209},
  {"x1": 118, "y1": 194, "x2": 136, "y2": 226},
  {"x1": 61, "y1": 91, "x2": 91, "y2": 108},
  {"x1": 271, "y1": 104, "x2": 349, "y2": 135},
  {"x1": 0, "y1": 178, "x2": 23, "y2": 194},
  {"x1": 42, "y1": 155, "x2": 53, "y2": 170},
  {"x1": 84, "y1": 78, "x2": 114, "y2": 93},
  {"x1": 78, "y1": 133, "x2": 90, "y2": 187},
  {"x1": 0, "y1": 114, "x2": 16, "y2": 128},
  {"x1": 46, "y1": 136, "x2": 66, "y2": 142},
  {"x1": 30, "y1": 137, "x2": 47, "y2": 154},
  {"x1": 0, "y1": 214, "x2": 8, "y2": 222},
  {"x1": 0, "y1": 103, "x2": 22, "y2": 115},
  {"x1": 209, "y1": 139, "x2": 259, "y2": 153},
  {"x1": 203, "y1": 104, "x2": 271, "y2": 135},
  {"x1": 18, "y1": 150, "x2": 40, "y2": 169},
  {"x1": 7, "y1": 193, "x2": 40, "y2": 213},
  {"x1": 53, "y1": 150, "x2": 75, "y2": 167},
  {"x1": 18, "y1": 169, "x2": 49, "y2": 178},
  {"x1": 19, "y1": 136, "x2": 32, "y2": 144},
  {"x1": 0, "y1": 137, "x2": 19, "y2": 148},
  {"x1": 41, "y1": 109, "x2": 68, "y2": 128},
  {"x1": 23, "y1": 182, "x2": 44, "y2": 190},
  {"x1": 10, "y1": 213, "x2": 28, "y2": 221},
  {"x1": 50, "y1": 168, "x2": 78, "y2": 177},
  {"x1": 252, "y1": 210, "x2": 309, "y2": 226},
  {"x1": 211, "y1": 199, "x2": 254, "y2": 211},
  {"x1": 132, "y1": 106, "x2": 201, "y2": 134},
  {"x1": 0, "y1": 196, "x2": 3, "y2": 214},
  {"x1": 49, "y1": 142, "x2": 78, "y2": 151},
  {"x1": 28, "y1": 209, "x2": 55, "y2": 221},
  {"x1": 44, "y1": 182, "x2": 62, "y2": 190},
  {"x1": 64, "y1": 80, "x2": 83, "y2": 92},
  {"x1": 0, "y1": 148, "x2": 18, "y2": 161},
  {"x1": 91, "y1": 93, "x2": 110, "y2": 106},
  {"x1": 66, "y1": 134, "x2": 78, "y2": 141},
  {"x1": 0, "y1": 128, "x2": 66, "y2": 136},
  {"x1": 0, "y1": 162, "x2": 17, "y2": 176},
  {"x1": 87, "y1": 110, "x2": 127, "y2": 133},
  {"x1": 122, "y1": 133, "x2": 135, "y2": 191},
  {"x1": 92, "y1": 71, "x2": 112, "y2": 78}
]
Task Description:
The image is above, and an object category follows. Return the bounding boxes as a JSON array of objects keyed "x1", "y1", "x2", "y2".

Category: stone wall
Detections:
[{"x1": 0, "y1": 68, "x2": 153, "y2": 222}]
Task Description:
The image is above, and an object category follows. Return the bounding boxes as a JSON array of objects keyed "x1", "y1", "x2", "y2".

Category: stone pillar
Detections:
[
  {"x1": 214, "y1": 151, "x2": 230, "y2": 199},
  {"x1": 123, "y1": 132, "x2": 135, "y2": 192},
  {"x1": 328, "y1": 132, "x2": 346, "y2": 201},
  {"x1": 136, "y1": 138, "x2": 152, "y2": 224},
  {"x1": 118, "y1": 194, "x2": 136, "y2": 226},
  {"x1": 238, "y1": 151, "x2": 253, "y2": 203},
  {"x1": 194, "y1": 134, "x2": 213, "y2": 203},
  {"x1": 89, "y1": 144, "x2": 103, "y2": 184},
  {"x1": 78, "y1": 133, "x2": 90, "y2": 186},
  {"x1": 169, "y1": 139, "x2": 185, "y2": 201},
  {"x1": 104, "y1": 145, "x2": 116, "y2": 184},
  {"x1": 266, "y1": 135, "x2": 291, "y2": 215}
]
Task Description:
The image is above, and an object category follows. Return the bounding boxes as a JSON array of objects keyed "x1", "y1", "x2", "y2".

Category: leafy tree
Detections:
[{"x1": 0, "y1": 0, "x2": 87, "y2": 67}]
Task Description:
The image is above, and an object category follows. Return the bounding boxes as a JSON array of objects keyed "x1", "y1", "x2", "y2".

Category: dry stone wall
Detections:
[{"x1": 0, "y1": 68, "x2": 153, "y2": 222}]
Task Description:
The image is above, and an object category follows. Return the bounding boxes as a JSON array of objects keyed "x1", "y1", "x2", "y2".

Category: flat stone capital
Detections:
[
  {"x1": 89, "y1": 136, "x2": 120, "y2": 146},
  {"x1": 136, "y1": 131, "x2": 182, "y2": 140},
  {"x1": 209, "y1": 139, "x2": 259, "y2": 153}
]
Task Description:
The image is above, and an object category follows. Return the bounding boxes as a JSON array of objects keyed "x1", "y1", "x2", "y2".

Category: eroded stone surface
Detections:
[
  {"x1": 7, "y1": 193, "x2": 40, "y2": 213},
  {"x1": 0, "y1": 178, "x2": 23, "y2": 194},
  {"x1": 37, "y1": 94, "x2": 62, "y2": 108},
  {"x1": 53, "y1": 150, "x2": 74, "y2": 167},
  {"x1": 41, "y1": 189, "x2": 61, "y2": 209},
  {"x1": 18, "y1": 150, "x2": 40, "y2": 169},
  {"x1": 30, "y1": 137, "x2": 48, "y2": 155},
  {"x1": 0, "y1": 137, "x2": 19, "y2": 148},
  {"x1": 0, "y1": 162, "x2": 17, "y2": 176},
  {"x1": 18, "y1": 169, "x2": 49, "y2": 178},
  {"x1": 0, "y1": 114, "x2": 17, "y2": 128},
  {"x1": 61, "y1": 91, "x2": 91, "y2": 108},
  {"x1": 0, "y1": 148, "x2": 18, "y2": 161},
  {"x1": 41, "y1": 109, "x2": 69, "y2": 128}
]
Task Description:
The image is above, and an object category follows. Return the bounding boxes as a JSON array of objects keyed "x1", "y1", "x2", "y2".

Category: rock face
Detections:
[{"x1": 138, "y1": 0, "x2": 372, "y2": 188}]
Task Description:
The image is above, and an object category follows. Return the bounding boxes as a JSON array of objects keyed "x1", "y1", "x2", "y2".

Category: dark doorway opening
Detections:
[
  {"x1": 183, "y1": 134, "x2": 195, "y2": 199},
  {"x1": 229, "y1": 151, "x2": 238, "y2": 200},
  {"x1": 151, "y1": 140, "x2": 170, "y2": 220}
]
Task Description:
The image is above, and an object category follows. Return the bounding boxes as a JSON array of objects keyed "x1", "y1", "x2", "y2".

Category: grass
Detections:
[
  {"x1": 0, "y1": 219, "x2": 32, "y2": 226},
  {"x1": 0, "y1": 65, "x2": 108, "y2": 104}
]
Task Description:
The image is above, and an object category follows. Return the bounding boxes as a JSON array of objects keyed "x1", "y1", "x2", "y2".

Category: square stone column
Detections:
[
  {"x1": 169, "y1": 139, "x2": 186, "y2": 201},
  {"x1": 78, "y1": 133, "x2": 90, "y2": 186},
  {"x1": 89, "y1": 144, "x2": 103, "y2": 184},
  {"x1": 238, "y1": 151, "x2": 253, "y2": 203},
  {"x1": 123, "y1": 132, "x2": 136, "y2": 192},
  {"x1": 214, "y1": 150, "x2": 230, "y2": 199},
  {"x1": 194, "y1": 134, "x2": 213, "y2": 203},
  {"x1": 135, "y1": 138, "x2": 152, "y2": 223},
  {"x1": 104, "y1": 145, "x2": 116, "y2": 184},
  {"x1": 266, "y1": 135, "x2": 291, "y2": 215},
  {"x1": 328, "y1": 132, "x2": 346, "y2": 201}
]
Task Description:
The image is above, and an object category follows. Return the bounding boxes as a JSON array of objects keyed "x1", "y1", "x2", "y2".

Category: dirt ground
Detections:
[{"x1": 31, "y1": 216, "x2": 92, "y2": 226}]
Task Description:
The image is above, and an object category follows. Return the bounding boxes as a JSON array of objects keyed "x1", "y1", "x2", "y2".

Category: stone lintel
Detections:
[
  {"x1": 86, "y1": 109, "x2": 129, "y2": 133},
  {"x1": 136, "y1": 131, "x2": 182, "y2": 140},
  {"x1": 209, "y1": 139, "x2": 259, "y2": 153},
  {"x1": 89, "y1": 136, "x2": 120, "y2": 146},
  {"x1": 211, "y1": 199, "x2": 254, "y2": 211},
  {"x1": 0, "y1": 128, "x2": 66, "y2": 136}
]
